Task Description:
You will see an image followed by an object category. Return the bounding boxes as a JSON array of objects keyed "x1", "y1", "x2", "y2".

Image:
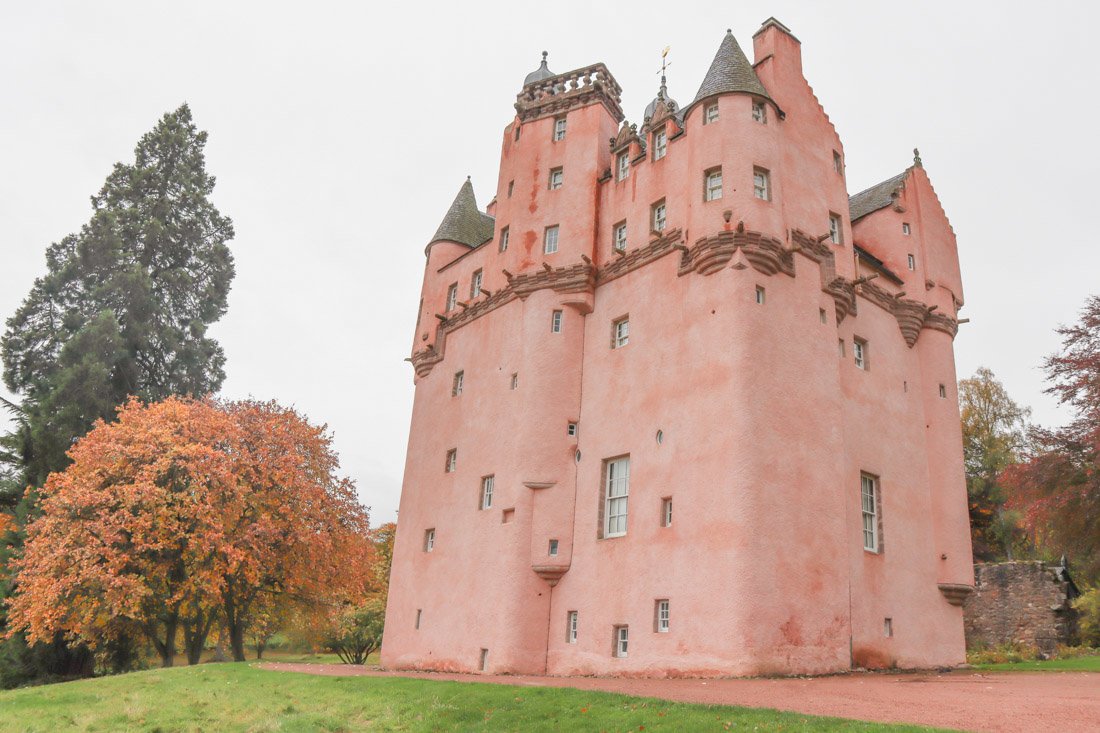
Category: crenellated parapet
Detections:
[{"x1": 515, "y1": 63, "x2": 624, "y2": 123}]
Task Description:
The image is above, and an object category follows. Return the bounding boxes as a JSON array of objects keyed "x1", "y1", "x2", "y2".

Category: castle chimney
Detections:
[{"x1": 753, "y1": 17, "x2": 802, "y2": 74}]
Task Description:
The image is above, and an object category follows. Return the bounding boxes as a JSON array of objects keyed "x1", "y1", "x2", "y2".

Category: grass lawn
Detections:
[
  {"x1": 0, "y1": 662, "x2": 943, "y2": 732},
  {"x1": 971, "y1": 654, "x2": 1100, "y2": 673}
]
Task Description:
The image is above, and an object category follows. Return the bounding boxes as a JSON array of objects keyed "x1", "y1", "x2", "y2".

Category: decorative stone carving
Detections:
[{"x1": 515, "y1": 63, "x2": 624, "y2": 123}]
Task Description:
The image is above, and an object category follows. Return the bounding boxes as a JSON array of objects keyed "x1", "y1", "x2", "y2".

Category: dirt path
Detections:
[{"x1": 256, "y1": 662, "x2": 1099, "y2": 732}]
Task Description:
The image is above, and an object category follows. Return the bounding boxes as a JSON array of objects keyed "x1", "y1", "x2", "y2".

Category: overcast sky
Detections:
[{"x1": 2, "y1": 1, "x2": 1098, "y2": 524}]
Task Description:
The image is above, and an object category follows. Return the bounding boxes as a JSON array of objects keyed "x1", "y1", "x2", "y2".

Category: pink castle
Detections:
[{"x1": 382, "y1": 18, "x2": 974, "y2": 676}]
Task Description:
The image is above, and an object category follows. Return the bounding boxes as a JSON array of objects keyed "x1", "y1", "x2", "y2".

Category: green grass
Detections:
[
  {"x1": 971, "y1": 654, "x2": 1100, "y2": 673},
  {"x1": 0, "y1": 662, "x2": 943, "y2": 732}
]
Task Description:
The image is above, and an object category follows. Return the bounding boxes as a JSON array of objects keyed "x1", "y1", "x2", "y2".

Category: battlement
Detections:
[{"x1": 515, "y1": 62, "x2": 624, "y2": 123}]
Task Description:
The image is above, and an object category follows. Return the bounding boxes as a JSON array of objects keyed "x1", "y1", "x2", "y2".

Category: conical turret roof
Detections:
[
  {"x1": 429, "y1": 178, "x2": 495, "y2": 248},
  {"x1": 691, "y1": 29, "x2": 773, "y2": 107}
]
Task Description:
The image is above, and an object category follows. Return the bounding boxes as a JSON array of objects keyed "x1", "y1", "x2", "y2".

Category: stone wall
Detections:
[{"x1": 963, "y1": 561, "x2": 1078, "y2": 654}]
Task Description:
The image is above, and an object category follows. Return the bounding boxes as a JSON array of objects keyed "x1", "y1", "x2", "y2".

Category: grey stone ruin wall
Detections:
[{"x1": 963, "y1": 561, "x2": 1078, "y2": 654}]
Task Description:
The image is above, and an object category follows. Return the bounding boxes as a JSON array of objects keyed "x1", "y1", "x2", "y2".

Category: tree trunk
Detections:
[
  {"x1": 255, "y1": 638, "x2": 267, "y2": 660},
  {"x1": 148, "y1": 614, "x2": 179, "y2": 668},
  {"x1": 229, "y1": 622, "x2": 246, "y2": 662}
]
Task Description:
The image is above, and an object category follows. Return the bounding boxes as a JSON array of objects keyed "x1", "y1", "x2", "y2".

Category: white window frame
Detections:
[
  {"x1": 480, "y1": 475, "x2": 494, "y2": 510},
  {"x1": 753, "y1": 168, "x2": 770, "y2": 201},
  {"x1": 755, "y1": 286, "x2": 766, "y2": 305},
  {"x1": 704, "y1": 103, "x2": 719, "y2": 124},
  {"x1": 752, "y1": 100, "x2": 767, "y2": 123},
  {"x1": 446, "y1": 283, "x2": 458, "y2": 312},
  {"x1": 612, "y1": 317, "x2": 630, "y2": 349},
  {"x1": 861, "y1": 473, "x2": 879, "y2": 552},
  {"x1": 617, "y1": 151, "x2": 630, "y2": 181},
  {"x1": 549, "y1": 167, "x2": 563, "y2": 190},
  {"x1": 551, "y1": 310, "x2": 563, "y2": 333},
  {"x1": 553, "y1": 116, "x2": 566, "y2": 141},
  {"x1": 510, "y1": 373, "x2": 518, "y2": 390},
  {"x1": 829, "y1": 214, "x2": 842, "y2": 244},
  {"x1": 567, "y1": 611, "x2": 578, "y2": 643},
  {"x1": 656, "y1": 600, "x2": 670, "y2": 633},
  {"x1": 548, "y1": 539, "x2": 559, "y2": 556},
  {"x1": 907, "y1": 254, "x2": 916, "y2": 270},
  {"x1": 612, "y1": 222, "x2": 627, "y2": 252},
  {"x1": 567, "y1": 422, "x2": 577, "y2": 437},
  {"x1": 661, "y1": 497, "x2": 672, "y2": 527},
  {"x1": 614, "y1": 625, "x2": 629, "y2": 657},
  {"x1": 652, "y1": 201, "x2": 666, "y2": 232},
  {"x1": 452, "y1": 371, "x2": 464, "y2": 396},
  {"x1": 653, "y1": 130, "x2": 667, "y2": 160},
  {"x1": 470, "y1": 270, "x2": 483, "y2": 299},
  {"x1": 544, "y1": 225, "x2": 559, "y2": 254},
  {"x1": 445, "y1": 448, "x2": 457, "y2": 473},
  {"x1": 499, "y1": 226, "x2": 509, "y2": 253},
  {"x1": 603, "y1": 456, "x2": 630, "y2": 537},
  {"x1": 705, "y1": 168, "x2": 723, "y2": 202},
  {"x1": 902, "y1": 222, "x2": 911, "y2": 235},
  {"x1": 424, "y1": 528, "x2": 435, "y2": 552},
  {"x1": 853, "y1": 339, "x2": 867, "y2": 370}
]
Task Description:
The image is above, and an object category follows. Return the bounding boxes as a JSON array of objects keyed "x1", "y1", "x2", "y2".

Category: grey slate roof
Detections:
[
  {"x1": 524, "y1": 52, "x2": 555, "y2": 86},
  {"x1": 848, "y1": 169, "x2": 911, "y2": 222},
  {"x1": 691, "y1": 30, "x2": 773, "y2": 106},
  {"x1": 430, "y1": 179, "x2": 495, "y2": 248}
]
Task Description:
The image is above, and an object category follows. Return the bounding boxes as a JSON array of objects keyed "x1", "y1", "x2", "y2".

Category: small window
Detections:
[
  {"x1": 446, "y1": 283, "x2": 458, "y2": 312},
  {"x1": 553, "y1": 116, "x2": 567, "y2": 141},
  {"x1": 479, "y1": 648, "x2": 489, "y2": 671},
  {"x1": 501, "y1": 507, "x2": 514, "y2": 523},
  {"x1": 655, "y1": 600, "x2": 670, "y2": 633},
  {"x1": 567, "y1": 611, "x2": 578, "y2": 643},
  {"x1": 651, "y1": 200, "x2": 666, "y2": 232},
  {"x1": 544, "y1": 225, "x2": 559, "y2": 254},
  {"x1": 548, "y1": 539, "x2": 559, "y2": 556},
  {"x1": 661, "y1": 497, "x2": 672, "y2": 527},
  {"x1": 903, "y1": 380, "x2": 909, "y2": 393},
  {"x1": 833, "y1": 150, "x2": 843, "y2": 174},
  {"x1": 507, "y1": 180, "x2": 514, "y2": 198},
  {"x1": 551, "y1": 310, "x2": 563, "y2": 333},
  {"x1": 752, "y1": 100, "x2": 767, "y2": 123},
  {"x1": 838, "y1": 339, "x2": 845, "y2": 357},
  {"x1": 853, "y1": 338, "x2": 868, "y2": 370},
  {"x1": 704, "y1": 103, "x2": 719, "y2": 124},
  {"x1": 514, "y1": 124, "x2": 521, "y2": 142},
  {"x1": 829, "y1": 213, "x2": 843, "y2": 244},
  {"x1": 567, "y1": 422, "x2": 577, "y2": 437},
  {"x1": 755, "y1": 286, "x2": 766, "y2": 305},
  {"x1": 861, "y1": 473, "x2": 879, "y2": 552},
  {"x1": 603, "y1": 456, "x2": 630, "y2": 537},
  {"x1": 470, "y1": 269, "x2": 483, "y2": 299},
  {"x1": 510, "y1": 373, "x2": 519, "y2": 390},
  {"x1": 902, "y1": 222, "x2": 911, "y2": 235},
  {"x1": 704, "y1": 167, "x2": 723, "y2": 202},
  {"x1": 617, "y1": 152, "x2": 630, "y2": 181},
  {"x1": 907, "y1": 254, "x2": 916, "y2": 271},
  {"x1": 653, "y1": 130, "x2": 667, "y2": 160},
  {"x1": 819, "y1": 308, "x2": 827, "y2": 324},
  {"x1": 753, "y1": 168, "x2": 770, "y2": 201},
  {"x1": 939, "y1": 383, "x2": 947, "y2": 399},
  {"x1": 452, "y1": 371, "x2": 464, "y2": 397},
  {"x1": 612, "y1": 317, "x2": 630, "y2": 349},
  {"x1": 499, "y1": 226, "x2": 509, "y2": 253},
  {"x1": 480, "y1": 475, "x2": 494, "y2": 510},
  {"x1": 884, "y1": 618, "x2": 893, "y2": 638},
  {"x1": 614, "y1": 221, "x2": 627, "y2": 252},
  {"x1": 548, "y1": 167, "x2": 563, "y2": 190},
  {"x1": 445, "y1": 448, "x2": 457, "y2": 473},
  {"x1": 614, "y1": 625, "x2": 629, "y2": 657},
  {"x1": 424, "y1": 528, "x2": 435, "y2": 552},
  {"x1": 415, "y1": 609, "x2": 422, "y2": 629}
]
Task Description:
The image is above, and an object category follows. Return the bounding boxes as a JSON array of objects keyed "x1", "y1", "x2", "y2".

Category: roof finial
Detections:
[
  {"x1": 656, "y1": 46, "x2": 671, "y2": 98},
  {"x1": 913, "y1": 147, "x2": 923, "y2": 167},
  {"x1": 466, "y1": 175, "x2": 471, "y2": 181},
  {"x1": 541, "y1": 51, "x2": 548, "y2": 63}
]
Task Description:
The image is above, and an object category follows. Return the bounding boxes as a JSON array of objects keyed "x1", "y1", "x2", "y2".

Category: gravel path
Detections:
[{"x1": 256, "y1": 662, "x2": 1099, "y2": 732}]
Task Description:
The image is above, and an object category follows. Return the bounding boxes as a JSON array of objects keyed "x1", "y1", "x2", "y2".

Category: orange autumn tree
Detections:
[{"x1": 6, "y1": 397, "x2": 374, "y2": 666}]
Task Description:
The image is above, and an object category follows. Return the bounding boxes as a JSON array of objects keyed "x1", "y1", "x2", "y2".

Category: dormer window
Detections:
[
  {"x1": 617, "y1": 152, "x2": 630, "y2": 181},
  {"x1": 446, "y1": 283, "x2": 458, "y2": 312},
  {"x1": 653, "y1": 130, "x2": 667, "y2": 160},
  {"x1": 553, "y1": 116, "x2": 567, "y2": 141},
  {"x1": 499, "y1": 226, "x2": 509, "y2": 253},
  {"x1": 548, "y1": 167, "x2": 563, "y2": 190},
  {"x1": 704, "y1": 103, "x2": 719, "y2": 124},
  {"x1": 614, "y1": 221, "x2": 627, "y2": 252},
  {"x1": 544, "y1": 225, "x2": 559, "y2": 254},
  {"x1": 651, "y1": 199, "x2": 666, "y2": 232},
  {"x1": 752, "y1": 101, "x2": 767, "y2": 124},
  {"x1": 470, "y1": 269, "x2": 483, "y2": 299},
  {"x1": 829, "y1": 213, "x2": 843, "y2": 244},
  {"x1": 704, "y1": 168, "x2": 723, "y2": 202}
]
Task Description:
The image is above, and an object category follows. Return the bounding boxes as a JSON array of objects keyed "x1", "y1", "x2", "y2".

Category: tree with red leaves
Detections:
[{"x1": 1003, "y1": 296, "x2": 1100, "y2": 583}]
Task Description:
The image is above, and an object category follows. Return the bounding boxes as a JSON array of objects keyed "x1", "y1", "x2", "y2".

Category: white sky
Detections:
[{"x1": 2, "y1": 1, "x2": 1098, "y2": 524}]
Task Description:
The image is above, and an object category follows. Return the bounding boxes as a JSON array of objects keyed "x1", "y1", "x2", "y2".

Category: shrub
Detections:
[
  {"x1": 1075, "y1": 587, "x2": 1100, "y2": 647},
  {"x1": 325, "y1": 597, "x2": 385, "y2": 665}
]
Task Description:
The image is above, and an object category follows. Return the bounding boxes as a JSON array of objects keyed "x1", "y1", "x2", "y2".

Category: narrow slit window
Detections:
[
  {"x1": 452, "y1": 371, "x2": 464, "y2": 397},
  {"x1": 470, "y1": 269, "x2": 483, "y2": 299},
  {"x1": 551, "y1": 310, "x2": 563, "y2": 333},
  {"x1": 424, "y1": 528, "x2": 435, "y2": 552},
  {"x1": 884, "y1": 618, "x2": 893, "y2": 638},
  {"x1": 567, "y1": 611, "x2": 578, "y2": 643},
  {"x1": 499, "y1": 226, "x2": 509, "y2": 253},
  {"x1": 415, "y1": 609, "x2": 422, "y2": 629},
  {"x1": 939, "y1": 384, "x2": 947, "y2": 398},
  {"x1": 907, "y1": 254, "x2": 916, "y2": 271},
  {"x1": 833, "y1": 150, "x2": 843, "y2": 174},
  {"x1": 651, "y1": 200, "x2": 666, "y2": 232},
  {"x1": 653, "y1": 130, "x2": 667, "y2": 160},
  {"x1": 755, "y1": 286, "x2": 766, "y2": 305},
  {"x1": 617, "y1": 151, "x2": 630, "y2": 181},
  {"x1": 480, "y1": 475, "x2": 494, "y2": 510},
  {"x1": 445, "y1": 448, "x2": 457, "y2": 473},
  {"x1": 861, "y1": 473, "x2": 879, "y2": 552},
  {"x1": 479, "y1": 648, "x2": 488, "y2": 671},
  {"x1": 507, "y1": 180, "x2": 514, "y2": 197},
  {"x1": 819, "y1": 308, "x2": 827, "y2": 324},
  {"x1": 614, "y1": 221, "x2": 627, "y2": 252},
  {"x1": 661, "y1": 497, "x2": 672, "y2": 527},
  {"x1": 548, "y1": 539, "x2": 559, "y2": 556},
  {"x1": 510, "y1": 373, "x2": 518, "y2": 390},
  {"x1": 902, "y1": 222, "x2": 911, "y2": 235},
  {"x1": 829, "y1": 213, "x2": 843, "y2": 244},
  {"x1": 614, "y1": 625, "x2": 629, "y2": 657},
  {"x1": 853, "y1": 338, "x2": 868, "y2": 370},
  {"x1": 446, "y1": 283, "x2": 458, "y2": 312}
]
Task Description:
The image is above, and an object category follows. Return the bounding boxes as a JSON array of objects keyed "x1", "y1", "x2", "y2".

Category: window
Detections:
[
  {"x1": 829, "y1": 213, "x2": 842, "y2": 244},
  {"x1": 861, "y1": 473, "x2": 879, "y2": 552},
  {"x1": 514, "y1": 124, "x2": 521, "y2": 141},
  {"x1": 614, "y1": 221, "x2": 627, "y2": 252},
  {"x1": 614, "y1": 625, "x2": 629, "y2": 657},
  {"x1": 445, "y1": 448, "x2": 457, "y2": 473},
  {"x1": 755, "y1": 286, "x2": 766, "y2": 305},
  {"x1": 819, "y1": 308, "x2": 827, "y2": 324},
  {"x1": 612, "y1": 317, "x2": 630, "y2": 349},
  {"x1": 499, "y1": 226, "x2": 509, "y2": 253},
  {"x1": 544, "y1": 225, "x2": 559, "y2": 254},
  {"x1": 548, "y1": 539, "x2": 559, "y2": 556},
  {"x1": 907, "y1": 254, "x2": 916, "y2": 271},
  {"x1": 884, "y1": 618, "x2": 893, "y2": 638},
  {"x1": 655, "y1": 600, "x2": 670, "y2": 633},
  {"x1": 553, "y1": 116, "x2": 566, "y2": 141},
  {"x1": 551, "y1": 310, "x2": 563, "y2": 333},
  {"x1": 548, "y1": 167, "x2": 563, "y2": 190},
  {"x1": 415, "y1": 609, "x2": 422, "y2": 629},
  {"x1": 510, "y1": 373, "x2": 518, "y2": 390},
  {"x1": 753, "y1": 168, "x2": 770, "y2": 200},
  {"x1": 617, "y1": 152, "x2": 630, "y2": 181},
  {"x1": 838, "y1": 339, "x2": 845, "y2": 357},
  {"x1": 853, "y1": 338, "x2": 868, "y2": 370},
  {"x1": 902, "y1": 222, "x2": 911, "y2": 235},
  {"x1": 507, "y1": 180, "x2": 514, "y2": 198},
  {"x1": 424, "y1": 528, "x2": 435, "y2": 552},
  {"x1": 479, "y1": 648, "x2": 489, "y2": 671},
  {"x1": 470, "y1": 269, "x2": 483, "y2": 299},
  {"x1": 833, "y1": 150, "x2": 843, "y2": 174},
  {"x1": 567, "y1": 422, "x2": 577, "y2": 437},
  {"x1": 704, "y1": 103, "x2": 719, "y2": 124},
  {"x1": 653, "y1": 130, "x2": 667, "y2": 160},
  {"x1": 752, "y1": 100, "x2": 767, "y2": 123},
  {"x1": 704, "y1": 168, "x2": 723, "y2": 201},
  {"x1": 479, "y1": 475, "x2": 494, "y2": 510},
  {"x1": 651, "y1": 200, "x2": 666, "y2": 232},
  {"x1": 603, "y1": 456, "x2": 630, "y2": 537},
  {"x1": 939, "y1": 383, "x2": 947, "y2": 398},
  {"x1": 661, "y1": 497, "x2": 672, "y2": 527},
  {"x1": 446, "y1": 283, "x2": 458, "y2": 312},
  {"x1": 567, "y1": 611, "x2": 578, "y2": 643},
  {"x1": 452, "y1": 371, "x2": 464, "y2": 396}
]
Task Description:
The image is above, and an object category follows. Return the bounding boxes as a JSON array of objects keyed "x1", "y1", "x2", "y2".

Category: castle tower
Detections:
[{"x1": 383, "y1": 19, "x2": 974, "y2": 676}]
